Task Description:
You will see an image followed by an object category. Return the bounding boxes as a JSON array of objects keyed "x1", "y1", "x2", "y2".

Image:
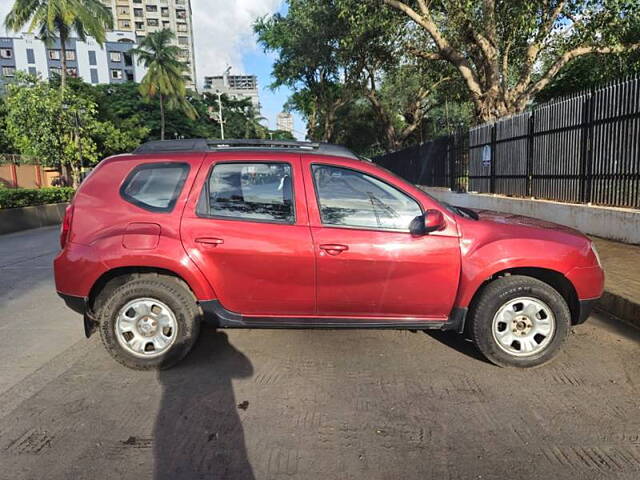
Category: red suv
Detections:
[{"x1": 54, "y1": 139, "x2": 604, "y2": 370}]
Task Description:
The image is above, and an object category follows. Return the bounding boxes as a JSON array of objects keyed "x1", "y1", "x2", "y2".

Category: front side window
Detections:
[
  {"x1": 121, "y1": 163, "x2": 189, "y2": 212},
  {"x1": 312, "y1": 165, "x2": 421, "y2": 231},
  {"x1": 199, "y1": 162, "x2": 294, "y2": 224}
]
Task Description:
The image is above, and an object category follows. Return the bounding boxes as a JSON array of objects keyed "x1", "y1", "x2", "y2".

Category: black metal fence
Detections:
[
  {"x1": 375, "y1": 76, "x2": 640, "y2": 210},
  {"x1": 375, "y1": 130, "x2": 469, "y2": 191}
]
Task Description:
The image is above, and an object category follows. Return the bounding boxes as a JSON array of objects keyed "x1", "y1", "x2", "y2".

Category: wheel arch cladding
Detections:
[
  {"x1": 464, "y1": 267, "x2": 580, "y2": 326},
  {"x1": 88, "y1": 267, "x2": 203, "y2": 313}
]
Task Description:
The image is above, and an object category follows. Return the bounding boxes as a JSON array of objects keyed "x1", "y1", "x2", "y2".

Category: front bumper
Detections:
[
  {"x1": 566, "y1": 265, "x2": 605, "y2": 300},
  {"x1": 576, "y1": 297, "x2": 599, "y2": 325}
]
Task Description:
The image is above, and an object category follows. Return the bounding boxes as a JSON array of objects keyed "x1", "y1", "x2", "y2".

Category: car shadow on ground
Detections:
[
  {"x1": 422, "y1": 330, "x2": 491, "y2": 364},
  {"x1": 154, "y1": 326, "x2": 255, "y2": 480}
]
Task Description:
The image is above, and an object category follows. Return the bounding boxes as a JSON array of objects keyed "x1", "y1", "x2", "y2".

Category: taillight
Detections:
[{"x1": 60, "y1": 205, "x2": 74, "y2": 249}]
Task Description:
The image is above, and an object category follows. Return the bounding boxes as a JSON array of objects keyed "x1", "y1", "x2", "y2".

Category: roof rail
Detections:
[{"x1": 133, "y1": 138, "x2": 358, "y2": 159}]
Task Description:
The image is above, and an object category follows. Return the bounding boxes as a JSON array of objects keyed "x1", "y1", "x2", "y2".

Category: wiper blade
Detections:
[{"x1": 444, "y1": 202, "x2": 479, "y2": 220}]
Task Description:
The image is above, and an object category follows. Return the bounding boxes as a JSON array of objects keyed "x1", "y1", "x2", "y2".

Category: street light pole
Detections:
[{"x1": 215, "y1": 90, "x2": 225, "y2": 140}]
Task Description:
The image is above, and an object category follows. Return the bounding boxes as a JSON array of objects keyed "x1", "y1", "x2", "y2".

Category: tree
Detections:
[
  {"x1": 257, "y1": 0, "x2": 467, "y2": 150},
  {"x1": 5, "y1": 0, "x2": 113, "y2": 90},
  {"x1": 243, "y1": 106, "x2": 268, "y2": 139},
  {"x1": 365, "y1": 65, "x2": 452, "y2": 151},
  {"x1": 382, "y1": 0, "x2": 640, "y2": 121},
  {"x1": 0, "y1": 96, "x2": 17, "y2": 154},
  {"x1": 255, "y1": 1, "x2": 362, "y2": 141},
  {"x1": 4, "y1": 74, "x2": 99, "y2": 186},
  {"x1": 91, "y1": 120, "x2": 149, "y2": 158},
  {"x1": 536, "y1": 20, "x2": 640, "y2": 101},
  {"x1": 131, "y1": 29, "x2": 197, "y2": 140}
]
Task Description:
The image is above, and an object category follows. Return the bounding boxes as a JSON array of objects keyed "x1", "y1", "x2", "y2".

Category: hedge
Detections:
[{"x1": 0, "y1": 187, "x2": 75, "y2": 209}]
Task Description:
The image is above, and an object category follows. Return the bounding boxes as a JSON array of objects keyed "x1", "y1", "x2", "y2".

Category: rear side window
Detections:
[
  {"x1": 121, "y1": 163, "x2": 189, "y2": 212},
  {"x1": 198, "y1": 162, "x2": 294, "y2": 224}
]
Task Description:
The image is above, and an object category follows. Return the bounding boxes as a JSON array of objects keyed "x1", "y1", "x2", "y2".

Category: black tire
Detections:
[
  {"x1": 97, "y1": 273, "x2": 201, "y2": 370},
  {"x1": 468, "y1": 275, "x2": 571, "y2": 368}
]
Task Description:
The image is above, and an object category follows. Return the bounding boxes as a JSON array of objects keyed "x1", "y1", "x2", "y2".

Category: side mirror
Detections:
[{"x1": 409, "y1": 209, "x2": 446, "y2": 236}]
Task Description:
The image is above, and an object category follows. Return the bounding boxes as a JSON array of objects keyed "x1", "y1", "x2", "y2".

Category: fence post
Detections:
[
  {"x1": 449, "y1": 135, "x2": 455, "y2": 190},
  {"x1": 9, "y1": 162, "x2": 18, "y2": 189},
  {"x1": 489, "y1": 123, "x2": 496, "y2": 193},
  {"x1": 526, "y1": 112, "x2": 534, "y2": 197},
  {"x1": 580, "y1": 90, "x2": 595, "y2": 203}
]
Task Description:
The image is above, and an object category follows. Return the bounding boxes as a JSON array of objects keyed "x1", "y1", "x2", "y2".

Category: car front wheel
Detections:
[{"x1": 469, "y1": 275, "x2": 571, "y2": 368}]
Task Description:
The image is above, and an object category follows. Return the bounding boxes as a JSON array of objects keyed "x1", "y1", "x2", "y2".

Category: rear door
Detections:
[{"x1": 181, "y1": 153, "x2": 315, "y2": 316}]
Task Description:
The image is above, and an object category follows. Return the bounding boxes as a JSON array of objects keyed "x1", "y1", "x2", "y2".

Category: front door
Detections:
[
  {"x1": 305, "y1": 162, "x2": 460, "y2": 319},
  {"x1": 181, "y1": 154, "x2": 315, "y2": 316}
]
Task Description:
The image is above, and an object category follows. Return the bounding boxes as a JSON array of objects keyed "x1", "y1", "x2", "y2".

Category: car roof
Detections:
[{"x1": 132, "y1": 138, "x2": 361, "y2": 161}]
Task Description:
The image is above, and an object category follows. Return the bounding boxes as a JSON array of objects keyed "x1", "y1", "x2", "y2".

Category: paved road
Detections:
[{"x1": 0, "y1": 227, "x2": 639, "y2": 480}]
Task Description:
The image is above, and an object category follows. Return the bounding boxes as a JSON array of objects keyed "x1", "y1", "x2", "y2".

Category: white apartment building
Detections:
[
  {"x1": 100, "y1": 0, "x2": 197, "y2": 88},
  {"x1": 203, "y1": 69, "x2": 260, "y2": 111},
  {"x1": 0, "y1": 31, "x2": 147, "y2": 85},
  {"x1": 276, "y1": 112, "x2": 294, "y2": 134}
]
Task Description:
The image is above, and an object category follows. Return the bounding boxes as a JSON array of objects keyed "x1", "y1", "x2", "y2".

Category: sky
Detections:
[{"x1": 0, "y1": 0, "x2": 305, "y2": 139}]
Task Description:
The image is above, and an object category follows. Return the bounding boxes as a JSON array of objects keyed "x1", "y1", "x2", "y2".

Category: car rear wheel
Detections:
[
  {"x1": 97, "y1": 274, "x2": 200, "y2": 370},
  {"x1": 469, "y1": 275, "x2": 571, "y2": 368}
]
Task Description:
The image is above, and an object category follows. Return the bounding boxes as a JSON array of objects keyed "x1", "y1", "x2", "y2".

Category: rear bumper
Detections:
[
  {"x1": 58, "y1": 292, "x2": 86, "y2": 314},
  {"x1": 57, "y1": 292, "x2": 97, "y2": 338}
]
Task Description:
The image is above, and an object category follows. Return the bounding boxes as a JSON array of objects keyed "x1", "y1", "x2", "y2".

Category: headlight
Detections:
[{"x1": 591, "y1": 242, "x2": 602, "y2": 268}]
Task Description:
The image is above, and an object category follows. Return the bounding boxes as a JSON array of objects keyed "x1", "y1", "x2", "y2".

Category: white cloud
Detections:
[
  {"x1": 0, "y1": 2, "x2": 11, "y2": 36},
  {"x1": 191, "y1": 0, "x2": 282, "y2": 85}
]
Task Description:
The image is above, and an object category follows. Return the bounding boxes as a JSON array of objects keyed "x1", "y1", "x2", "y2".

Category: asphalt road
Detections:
[{"x1": 0, "y1": 226, "x2": 639, "y2": 480}]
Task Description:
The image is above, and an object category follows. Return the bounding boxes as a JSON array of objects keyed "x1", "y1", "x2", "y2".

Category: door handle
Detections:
[
  {"x1": 319, "y1": 244, "x2": 349, "y2": 256},
  {"x1": 195, "y1": 237, "x2": 224, "y2": 247}
]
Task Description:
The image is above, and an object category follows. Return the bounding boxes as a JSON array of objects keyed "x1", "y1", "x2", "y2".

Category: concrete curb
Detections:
[
  {"x1": 0, "y1": 202, "x2": 68, "y2": 235},
  {"x1": 596, "y1": 292, "x2": 640, "y2": 330}
]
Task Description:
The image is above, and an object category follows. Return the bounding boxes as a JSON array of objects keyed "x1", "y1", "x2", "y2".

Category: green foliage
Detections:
[
  {"x1": 270, "y1": 130, "x2": 296, "y2": 141},
  {"x1": 537, "y1": 20, "x2": 640, "y2": 101},
  {"x1": 4, "y1": 73, "x2": 115, "y2": 185},
  {"x1": 5, "y1": 74, "x2": 80, "y2": 169},
  {"x1": 0, "y1": 187, "x2": 75, "y2": 209},
  {"x1": 91, "y1": 121, "x2": 149, "y2": 159},
  {"x1": 0, "y1": 96, "x2": 17, "y2": 154},
  {"x1": 91, "y1": 82, "x2": 274, "y2": 142}
]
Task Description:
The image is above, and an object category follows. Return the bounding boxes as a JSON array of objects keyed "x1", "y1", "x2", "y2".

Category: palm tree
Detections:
[
  {"x1": 131, "y1": 29, "x2": 196, "y2": 140},
  {"x1": 5, "y1": 0, "x2": 113, "y2": 90},
  {"x1": 244, "y1": 106, "x2": 268, "y2": 139}
]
